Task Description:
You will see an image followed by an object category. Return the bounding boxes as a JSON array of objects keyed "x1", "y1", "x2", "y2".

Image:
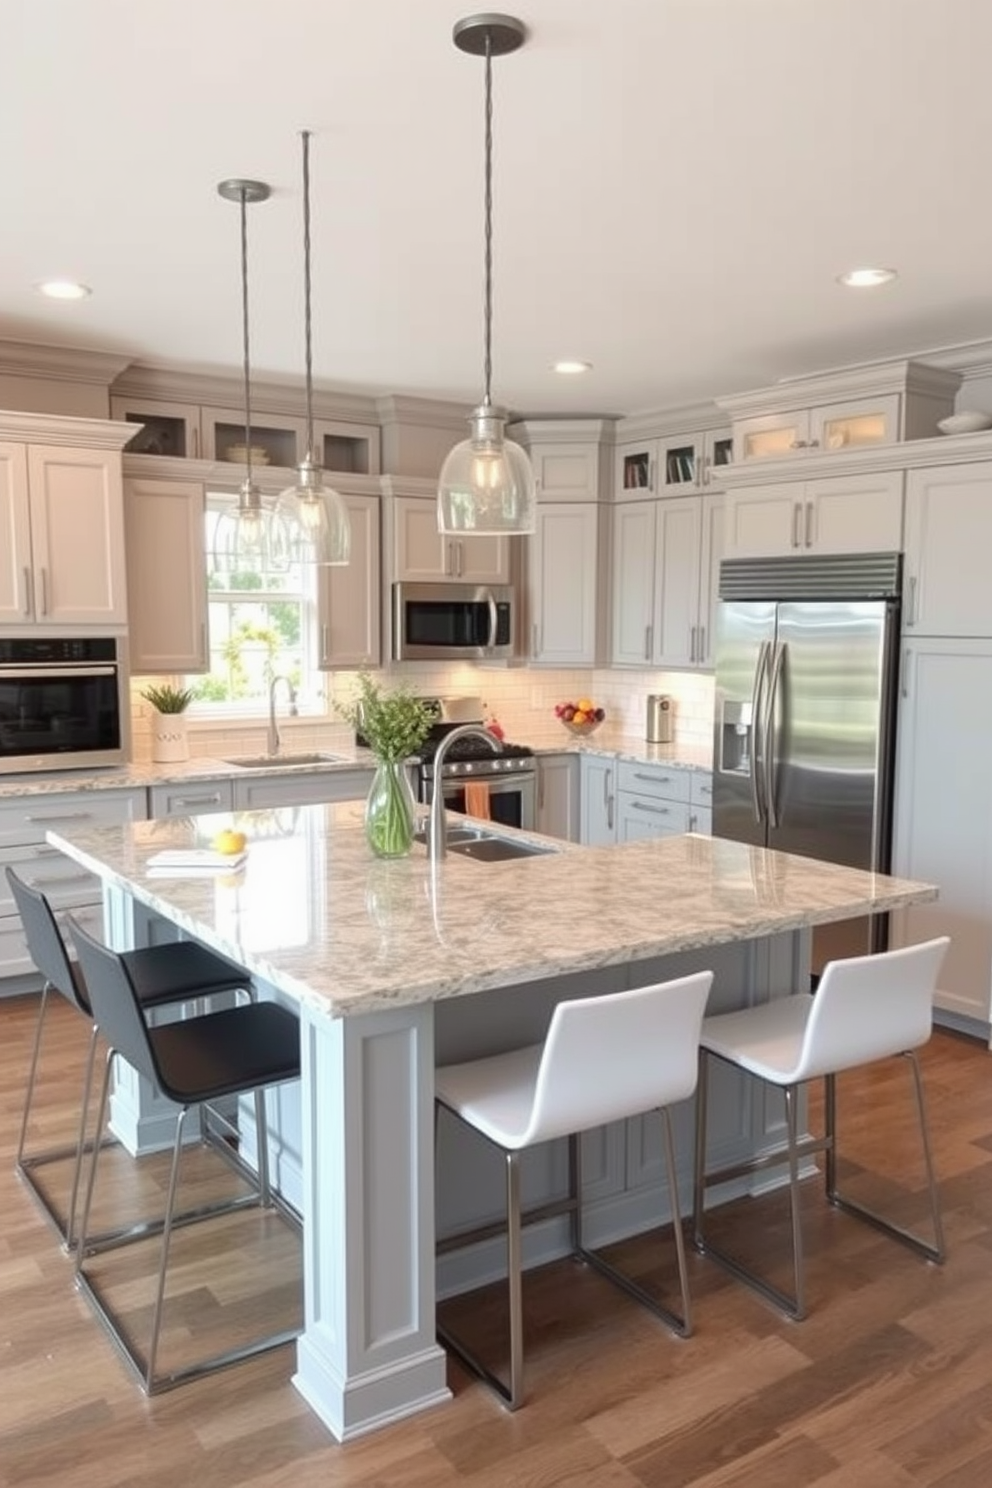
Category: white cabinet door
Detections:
[
  {"x1": 124, "y1": 476, "x2": 208, "y2": 673},
  {"x1": 724, "y1": 482, "x2": 805, "y2": 557},
  {"x1": 26, "y1": 445, "x2": 127, "y2": 624},
  {"x1": 890, "y1": 638, "x2": 992, "y2": 1031},
  {"x1": 805, "y1": 470, "x2": 903, "y2": 553},
  {"x1": 696, "y1": 495, "x2": 724, "y2": 668},
  {"x1": 580, "y1": 754, "x2": 617, "y2": 845},
  {"x1": 318, "y1": 493, "x2": 381, "y2": 668},
  {"x1": 536, "y1": 755, "x2": 579, "y2": 841},
  {"x1": 904, "y1": 462, "x2": 992, "y2": 637},
  {"x1": 232, "y1": 768, "x2": 373, "y2": 811},
  {"x1": 530, "y1": 504, "x2": 598, "y2": 666},
  {"x1": 148, "y1": 781, "x2": 235, "y2": 818},
  {"x1": 531, "y1": 443, "x2": 600, "y2": 502},
  {"x1": 611, "y1": 502, "x2": 655, "y2": 666},
  {"x1": 0, "y1": 442, "x2": 31, "y2": 623},
  {"x1": 393, "y1": 498, "x2": 509, "y2": 583},
  {"x1": 653, "y1": 498, "x2": 702, "y2": 668}
]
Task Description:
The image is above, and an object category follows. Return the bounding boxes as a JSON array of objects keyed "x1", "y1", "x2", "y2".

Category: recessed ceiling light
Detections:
[
  {"x1": 553, "y1": 359, "x2": 592, "y2": 375},
  {"x1": 35, "y1": 279, "x2": 92, "y2": 301},
  {"x1": 837, "y1": 267, "x2": 897, "y2": 289}
]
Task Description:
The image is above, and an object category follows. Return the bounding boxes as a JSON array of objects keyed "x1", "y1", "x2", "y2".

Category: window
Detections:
[{"x1": 185, "y1": 496, "x2": 326, "y2": 715}]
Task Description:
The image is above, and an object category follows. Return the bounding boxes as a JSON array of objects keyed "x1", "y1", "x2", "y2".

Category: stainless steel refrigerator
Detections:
[{"x1": 712, "y1": 551, "x2": 902, "y2": 972}]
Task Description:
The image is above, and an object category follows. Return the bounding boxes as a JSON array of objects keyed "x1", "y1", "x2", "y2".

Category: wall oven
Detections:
[
  {"x1": 392, "y1": 582, "x2": 515, "y2": 661},
  {"x1": 0, "y1": 637, "x2": 128, "y2": 774}
]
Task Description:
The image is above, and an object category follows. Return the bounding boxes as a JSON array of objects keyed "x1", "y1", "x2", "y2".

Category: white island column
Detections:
[{"x1": 292, "y1": 998, "x2": 450, "y2": 1440}]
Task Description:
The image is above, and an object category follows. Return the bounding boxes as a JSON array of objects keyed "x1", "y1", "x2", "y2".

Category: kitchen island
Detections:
[{"x1": 47, "y1": 805, "x2": 937, "y2": 1441}]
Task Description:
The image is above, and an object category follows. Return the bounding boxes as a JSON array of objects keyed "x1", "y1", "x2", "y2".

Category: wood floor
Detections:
[{"x1": 2, "y1": 991, "x2": 992, "y2": 1487}]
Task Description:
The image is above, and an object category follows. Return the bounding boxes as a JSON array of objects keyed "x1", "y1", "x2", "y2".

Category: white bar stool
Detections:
[
  {"x1": 435, "y1": 969, "x2": 713, "y2": 1410},
  {"x1": 692, "y1": 937, "x2": 949, "y2": 1321}
]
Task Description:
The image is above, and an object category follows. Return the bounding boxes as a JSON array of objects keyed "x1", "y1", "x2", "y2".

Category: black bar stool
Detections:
[
  {"x1": 7, "y1": 865, "x2": 252, "y2": 1251},
  {"x1": 67, "y1": 916, "x2": 302, "y2": 1394}
]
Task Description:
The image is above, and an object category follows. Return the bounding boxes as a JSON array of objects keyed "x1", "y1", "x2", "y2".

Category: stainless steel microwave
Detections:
[
  {"x1": 392, "y1": 582, "x2": 515, "y2": 661},
  {"x1": 0, "y1": 636, "x2": 128, "y2": 775}
]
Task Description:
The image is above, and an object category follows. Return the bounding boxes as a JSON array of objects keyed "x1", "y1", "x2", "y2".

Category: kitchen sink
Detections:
[
  {"x1": 414, "y1": 825, "x2": 557, "y2": 863},
  {"x1": 222, "y1": 752, "x2": 347, "y2": 769}
]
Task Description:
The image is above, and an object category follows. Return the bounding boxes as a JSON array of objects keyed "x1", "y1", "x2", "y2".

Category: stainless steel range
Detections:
[{"x1": 413, "y1": 697, "x2": 536, "y2": 831}]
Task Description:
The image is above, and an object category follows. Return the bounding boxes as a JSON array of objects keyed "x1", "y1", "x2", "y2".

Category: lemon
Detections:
[
  {"x1": 212, "y1": 828, "x2": 247, "y2": 856},
  {"x1": 577, "y1": 697, "x2": 594, "y2": 713}
]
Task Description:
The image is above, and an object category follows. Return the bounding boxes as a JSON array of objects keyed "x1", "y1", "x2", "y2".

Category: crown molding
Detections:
[
  {"x1": 378, "y1": 474, "x2": 440, "y2": 499},
  {"x1": 121, "y1": 451, "x2": 382, "y2": 495},
  {"x1": 717, "y1": 358, "x2": 961, "y2": 419},
  {"x1": 718, "y1": 428, "x2": 992, "y2": 488},
  {"x1": 614, "y1": 403, "x2": 727, "y2": 441},
  {"x1": 0, "y1": 338, "x2": 131, "y2": 384},
  {"x1": 0, "y1": 410, "x2": 135, "y2": 450},
  {"x1": 375, "y1": 394, "x2": 469, "y2": 432},
  {"x1": 111, "y1": 360, "x2": 381, "y2": 422},
  {"x1": 508, "y1": 417, "x2": 617, "y2": 443}
]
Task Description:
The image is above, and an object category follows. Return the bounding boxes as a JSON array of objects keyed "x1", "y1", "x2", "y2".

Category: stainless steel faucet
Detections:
[
  {"x1": 267, "y1": 675, "x2": 298, "y2": 756},
  {"x1": 429, "y1": 724, "x2": 501, "y2": 861}
]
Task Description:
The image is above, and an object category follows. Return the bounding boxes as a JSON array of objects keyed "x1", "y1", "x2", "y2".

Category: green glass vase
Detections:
[{"x1": 364, "y1": 758, "x2": 417, "y2": 858}]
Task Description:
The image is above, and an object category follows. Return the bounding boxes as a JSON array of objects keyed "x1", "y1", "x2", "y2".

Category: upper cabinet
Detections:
[
  {"x1": 723, "y1": 471, "x2": 904, "y2": 559},
  {"x1": 529, "y1": 503, "x2": 601, "y2": 666},
  {"x1": 124, "y1": 476, "x2": 208, "y2": 673},
  {"x1": 110, "y1": 371, "x2": 382, "y2": 477},
  {"x1": 390, "y1": 495, "x2": 510, "y2": 584},
  {"x1": 614, "y1": 425, "x2": 733, "y2": 499},
  {"x1": 612, "y1": 494, "x2": 723, "y2": 669},
  {"x1": 903, "y1": 460, "x2": 992, "y2": 637},
  {"x1": 718, "y1": 359, "x2": 961, "y2": 464},
  {"x1": 318, "y1": 492, "x2": 381, "y2": 669},
  {"x1": 0, "y1": 422, "x2": 130, "y2": 628}
]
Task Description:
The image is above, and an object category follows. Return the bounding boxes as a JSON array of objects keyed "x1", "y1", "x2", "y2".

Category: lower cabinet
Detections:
[
  {"x1": 232, "y1": 768, "x2": 373, "y2": 811},
  {"x1": 0, "y1": 787, "x2": 147, "y2": 989},
  {"x1": 536, "y1": 755, "x2": 579, "y2": 842},
  {"x1": 890, "y1": 638, "x2": 992, "y2": 1034},
  {"x1": 580, "y1": 754, "x2": 617, "y2": 845},
  {"x1": 148, "y1": 780, "x2": 235, "y2": 819},
  {"x1": 615, "y1": 761, "x2": 691, "y2": 842}
]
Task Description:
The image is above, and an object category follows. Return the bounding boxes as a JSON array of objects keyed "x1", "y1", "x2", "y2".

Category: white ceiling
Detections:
[{"x1": 5, "y1": 0, "x2": 992, "y2": 419}]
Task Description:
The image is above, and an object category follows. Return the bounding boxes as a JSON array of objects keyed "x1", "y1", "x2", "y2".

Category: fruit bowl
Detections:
[
  {"x1": 555, "y1": 699, "x2": 606, "y2": 737},
  {"x1": 561, "y1": 717, "x2": 604, "y2": 738}
]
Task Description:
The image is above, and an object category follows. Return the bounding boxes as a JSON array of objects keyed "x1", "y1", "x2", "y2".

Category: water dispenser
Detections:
[{"x1": 719, "y1": 699, "x2": 753, "y2": 775}]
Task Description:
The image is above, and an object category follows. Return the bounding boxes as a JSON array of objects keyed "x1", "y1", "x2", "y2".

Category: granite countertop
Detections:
[
  {"x1": 48, "y1": 803, "x2": 936, "y2": 1021},
  {"x1": 0, "y1": 733, "x2": 712, "y2": 801}
]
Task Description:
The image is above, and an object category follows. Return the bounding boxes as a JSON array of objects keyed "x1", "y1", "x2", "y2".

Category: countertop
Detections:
[
  {"x1": 0, "y1": 733, "x2": 712, "y2": 801},
  {"x1": 48, "y1": 803, "x2": 936, "y2": 1020}
]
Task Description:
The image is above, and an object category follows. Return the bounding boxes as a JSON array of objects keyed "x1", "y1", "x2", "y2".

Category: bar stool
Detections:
[
  {"x1": 435, "y1": 969, "x2": 713, "y2": 1410},
  {"x1": 67, "y1": 916, "x2": 302, "y2": 1393},
  {"x1": 7, "y1": 865, "x2": 252, "y2": 1251},
  {"x1": 692, "y1": 937, "x2": 950, "y2": 1321}
]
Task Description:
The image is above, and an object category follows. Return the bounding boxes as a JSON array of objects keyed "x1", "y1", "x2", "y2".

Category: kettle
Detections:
[{"x1": 646, "y1": 693, "x2": 673, "y2": 744}]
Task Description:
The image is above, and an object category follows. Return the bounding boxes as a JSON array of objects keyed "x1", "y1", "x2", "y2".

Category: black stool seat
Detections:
[
  {"x1": 118, "y1": 940, "x2": 249, "y2": 1009},
  {"x1": 144, "y1": 1001, "x2": 301, "y2": 1106}
]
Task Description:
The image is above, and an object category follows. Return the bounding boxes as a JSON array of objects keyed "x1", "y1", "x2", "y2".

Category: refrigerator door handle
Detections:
[
  {"x1": 764, "y1": 640, "x2": 787, "y2": 829},
  {"x1": 749, "y1": 640, "x2": 771, "y2": 825}
]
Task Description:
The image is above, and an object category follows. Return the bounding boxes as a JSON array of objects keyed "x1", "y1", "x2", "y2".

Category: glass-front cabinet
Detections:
[{"x1": 660, "y1": 428, "x2": 733, "y2": 491}]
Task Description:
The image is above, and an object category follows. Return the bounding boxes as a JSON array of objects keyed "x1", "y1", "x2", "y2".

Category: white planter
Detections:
[{"x1": 150, "y1": 711, "x2": 189, "y2": 764}]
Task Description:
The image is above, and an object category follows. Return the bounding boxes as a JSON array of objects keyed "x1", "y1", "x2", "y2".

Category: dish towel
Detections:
[{"x1": 463, "y1": 781, "x2": 491, "y2": 821}]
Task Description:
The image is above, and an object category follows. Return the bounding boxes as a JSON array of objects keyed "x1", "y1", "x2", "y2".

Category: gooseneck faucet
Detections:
[
  {"x1": 267, "y1": 675, "x2": 298, "y2": 757},
  {"x1": 429, "y1": 724, "x2": 501, "y2": 861}
]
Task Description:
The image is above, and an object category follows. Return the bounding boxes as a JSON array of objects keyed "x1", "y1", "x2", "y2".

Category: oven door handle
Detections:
[{"x1": 0, "y1": 665, "x2": 117, "y2": 679}]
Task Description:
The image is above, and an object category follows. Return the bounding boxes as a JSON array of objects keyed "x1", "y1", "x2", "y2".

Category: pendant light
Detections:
[
  {"x1": 437, "y1": 13, "x2": 536, "y2": 537},
  {"x1": 277, "y1": 130, "x2": 351, "y2": 566},
  {"x1": 214, "y1": 178, "x2": 291, "y2": 573}
]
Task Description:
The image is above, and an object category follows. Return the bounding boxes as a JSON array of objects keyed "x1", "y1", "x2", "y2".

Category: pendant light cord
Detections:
[
  {"x1": 482, "y1": 34, "x2": 493, "y2": 411},
  {"x1": 238, "y1": 186, "x2": 254, "y2": 484},
  {"x1": 301, "y1": 129, "x2": 316, "y2": 461}
]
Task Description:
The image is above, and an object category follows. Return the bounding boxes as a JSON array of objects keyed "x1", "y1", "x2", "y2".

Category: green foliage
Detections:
[
  {"x1": 140, "y1": 683, "x2": 195, "y2": 714},
  {"x1": 337, "y1": 673, "x2": 435, "y2": 763}
]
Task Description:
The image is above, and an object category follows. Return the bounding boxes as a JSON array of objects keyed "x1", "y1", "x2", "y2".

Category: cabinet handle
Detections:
[
  {"x1": 23, "y1": 566, "x2": 32, "y2": 617},
  {"x1": 906, "y1": 575, "x2": 917, "y2": 628},
  {"x1": 808, "y1": 438, "x2": 820, "y2": 449},
  {"x1": 321, "y1": 623, "x2": 330, "y2": 663},
  {"x1": 171, "y1": 793, "x2": 222, "y2": 809},
  {"x1": 532, "y1": 623, "x2": 540, "y2": 659},
  {"x1": 699, "y1": 624, "x2": 707, "y2": 662},
  {"x1": 792, "y1": 504, "x2": 802, "y2": 548},
  {"x1": 804, "y1": 500, "x2": 814, "y2": 548},
  {"x1": 25, "y1": 811, "x2": 93, "y2": 823},
  {"x1": 644, "y1": 626, "x2": 652, "y2": 661},
  {"x1": 457, "y1": 541, "x2": 464, "y2": 578},
  {"x1": 632, "y1": 800, "x2": 671, "y2": 816},
  {"x1": 634, "y1": 771, "x2": 670, "y2": 784},
  {"x1": 40, "y1": 567, "x2": 49, "y2": 616},
  {"x1": 690, "y1": 624, "x2": 698, "y2": 662},
  {"x1": 28, "y1": 870, "x2": 92, "y2": 888},
  {"x1": 698, "y1": 455, "x2": 708, "y2": 487},
  {"x1": 193, "y1": 426, "x2": 200, "y2": 460},
  {"x1": 538, "y1": 768, "x2": 545, "y2": 811},
  {"x1": 606, "y1": 774, "x2": 615, "y2": 832},
  {"x1": 901, "y1": 647, "x2": 911, "y2": 700}
]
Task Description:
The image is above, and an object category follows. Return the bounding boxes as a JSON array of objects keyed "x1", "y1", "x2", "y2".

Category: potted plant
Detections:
[
  {"x1": 338, "y1": 673, "x2": 434, "y2": 858},
  {"x1": 141, "y1": 683, "x2": 195, "y2": 765}
]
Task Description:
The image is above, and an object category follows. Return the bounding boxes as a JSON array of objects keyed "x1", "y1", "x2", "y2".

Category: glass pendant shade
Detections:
[
  {"x1": 277, "y1": 458, "x2": 351, "y2": 566},
  {"x1": 437, "y1": 403, "x2": 536, "y2": 535},
  {"x1": 214, "y1": 478, "x2": 292, "y2": 574}
]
